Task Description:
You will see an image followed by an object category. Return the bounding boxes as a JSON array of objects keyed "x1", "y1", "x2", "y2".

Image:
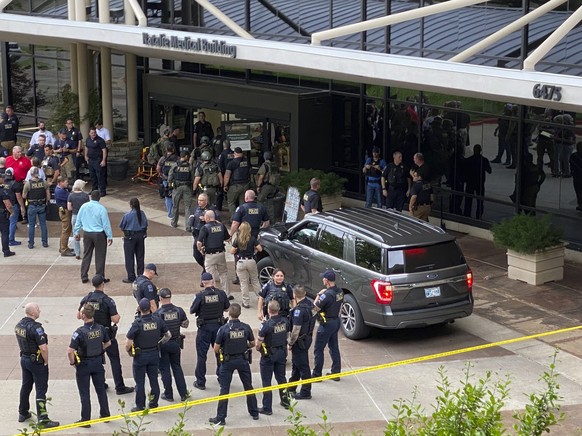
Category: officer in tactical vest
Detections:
[
  {"x1": 78, "y1": 274, "x2": 134, "y2": 395},
  {"x1": 256, "y1": 151, "x2": 281, "y2": 222},
  {"x1": 287, "y1": 285, "x2": 316, "y2": 401},
  {"x1": 312, "y1": 270, "x2": 344, "y2": 382},
  {"x1": 186, "y1": 193, "x2": 219, "y2": 278},
  {"x1": 168, "y1": 151, "x2": 195, "y2": 230},
  {"x1": 210, "y1": 303, "x2": 259, "y2": 426},
  {"x1": 22, "y1": 166, "x2": 50, "y2": 249},
  {"x1": 301, "y1": 177, "x2": 323, "y2": 214},
  {"x1": 42, "y1": 145, "x2": 61, "y2": 185},
  {"x1": 125, "y1": 298, "x2": 171, "y2": 412},
  {"x1": 217, "y1": 139, "x2": 234, "y2": 211},
  {"x1": 223, "y1": 147, "x2": 250, "y2": 215},
  {"x1": 257, "y1": 268, "x2": 295, "y2": 321},
  {"x1": 256, "y1": 300, "x2": 290, "y2": 414},
  {"x1": 157, "y1": 145, "x2": 179, "y2": 219},
  {"x1": 193, "y1": 150, "x2": 223, "y2": 207},
  {"x1": 68, "y1": 304, "x2": 111, "y2": 427},
  {"x1": 197, "y1": 210, "x2": 232, "y2": 298},
  {"x1": 133, "y1": 263, "x2": 159, "y2": 313},
  {"x1": 0, "y1": 171, "x2": 15, "y2": 257},
  {"x1": 230, "y1": 190, "x2": 270, "y2": 238},
  {"x1": 408, "y1": 170, "x2": 432, "y2": 221},
  {"x1": 155, "y1": 288, "x2": 189, "y2": 402},
  {"x1": 190, "y1": 272, "x2": 230, "y2": 390},
  {"x1": 15, "y1": 302, "x2": 59, "y2": 428}
]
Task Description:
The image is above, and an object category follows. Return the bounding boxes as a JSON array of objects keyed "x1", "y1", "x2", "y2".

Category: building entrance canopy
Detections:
[{"x1": 0, "y1": 12, "x2": 581, "y2": 112}]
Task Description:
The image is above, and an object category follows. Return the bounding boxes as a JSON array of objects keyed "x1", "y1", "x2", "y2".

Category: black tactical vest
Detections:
[
  {"x1": 134, "y1": 315, "x2": 160, "y2": 349},
  {"x1": 85, "y1": 291, "x2": 111, "y2": 328},
  {"x1": 323, "y1": 287, "x2": 344, "y2": 318},
  {"x1": 223, "y1": 322, "x2": 248, "y2": 355},
  {"x1": 162, "y1": 155, "x2": 178, "y2": 177},
  {"x1": 157, "y1": 305, "x2": 181, "y2": 338},
  {"x1": 231, "y1": 158, "x2": 250, "y2": 184},
  {"x1": 265, "y1": 317, "x2": 288, "y2": 347},
  {"x1": 15, "y1": 318, "x2": 41, "y2": 354},
  {"x1": 27, "y1": 180, "x2": 46, "y2": 201},
  {"x1": 173, "y1": 162, "x2": 192, "y2": 183},
  {"x1": 203, "y1": 222, "x2": 225, "y2": 251},
  {"x1": 199, "y1": 288, "x2": 223, "y2": 320},
  {"x1": 78, "y1": 323, "x2": 104, "y2": 357}
]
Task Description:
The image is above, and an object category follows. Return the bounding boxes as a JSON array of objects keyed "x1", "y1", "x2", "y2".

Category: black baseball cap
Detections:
[
  {"x1": 233, "y1": 147, "x2": 243, "y2": 154},
  {"x1": 159, "y1": 288, "x2": 172, "y2": 298},
  {"x1": 92, "y1": 274, "x2": 105, "y2": 287}
]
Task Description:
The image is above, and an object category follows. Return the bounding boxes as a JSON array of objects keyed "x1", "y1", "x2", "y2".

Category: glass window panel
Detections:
[
  {"x1": 34, "y1": 57, "x2": 59, "y2": 120},
  {"x1": 112, "y1": 63, "x2": 127, "y2": 139},
  {"x1": 9, "y1": 54, "x2": 35, "y2": 115},
  {"x1": 318, "y1": 226, "x2": 344, "y2": 259},
  {"x1": 355, "y1": 238, "x2": 382, "y2": 273}
]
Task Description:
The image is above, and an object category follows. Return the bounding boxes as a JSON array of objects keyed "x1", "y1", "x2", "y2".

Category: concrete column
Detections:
[
  {"x1": 125, "y1": 0, "x2": 136, "y2": 25},
  {"x1": 77, "y1": 43, "x2": 90, "y2": 137},
  {"x1": 98, "y1": 0, "x2": 110, "y2": 23},
  {"x1": 126, "y1": 53, "x2": 138, "y2": 142},
  {"x1": 70, "y1": 45, "x2": 78, "y2": 93},
  {"x1": 100, "y1": 47, "x2": 113, "y2": 137}
]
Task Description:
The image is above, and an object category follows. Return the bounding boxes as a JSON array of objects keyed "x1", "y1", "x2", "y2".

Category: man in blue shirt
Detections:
[
  {"x1": 73, "y1": 190, "x2": 113, "y2": 284},
  {"x1": 55, "y1": 177, "x2": 74, "y2": 256},
  {"x1": 362, "y1": 147, "x2": 387, "y2": 208}
]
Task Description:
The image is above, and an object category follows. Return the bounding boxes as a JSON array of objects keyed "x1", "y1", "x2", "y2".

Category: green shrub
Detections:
[
  {"x1": 490, "y1": 213, "x2": 563, "y2": 255},
  {"x1": 280, "y1": 168, "x2": 347, "y2": 197}
]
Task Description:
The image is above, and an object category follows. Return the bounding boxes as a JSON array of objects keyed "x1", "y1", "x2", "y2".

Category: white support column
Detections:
[
  {"x1": 194, "y1": 0, "x2": 253, "y2": 39},
  {"x1": 125, "y1": 0, "x2": 136, "y2": 25},
  {"x1": 77, "y1": 43, "x2": 89, "y2": 136},
  {"x1": 98, "y1": 0, "x2": 109, "y2": 24},
  {"x1": 70, "y1": 44, "x2": 78, "y2": 93},
  {"x1": 100, "y1": 47, "x2": 113, "y2": 135},
  {"x1": 126, "y1": 53, "x2": 138, "y2": 142}
]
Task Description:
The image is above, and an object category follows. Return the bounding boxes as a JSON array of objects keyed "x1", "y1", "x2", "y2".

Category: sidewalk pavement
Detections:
[{"x1": 1, "y1": 178, "x2": 582, "y2": 434}]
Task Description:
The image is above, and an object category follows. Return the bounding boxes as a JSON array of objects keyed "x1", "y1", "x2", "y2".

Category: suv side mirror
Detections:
[{"x1": 278, "y1": 230, "x2": 289, "y2": 241}]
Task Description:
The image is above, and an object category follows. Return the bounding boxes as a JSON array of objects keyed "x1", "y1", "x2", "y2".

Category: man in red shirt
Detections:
[{"x1": 6, "y1": 146, "x2": 31, "y2": 222}]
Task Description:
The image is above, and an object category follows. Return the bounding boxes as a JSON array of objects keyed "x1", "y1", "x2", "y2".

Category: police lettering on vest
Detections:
[
  {"x1": 223, "y1": 324, "x2": 248, "y2": 356},
  {"x1": 173, "y1": 162, "x2": 193, "y2": 184},
  {"x1": 265, "y1": 318, "x2": 288, "y2": 348},
  {"x1": 230, "y1": 158, "x2": 250, "y2": 184},
  {"x1": 84, "y1": 292, "x2": 112, "y2": 329},
  {"x1": 200, "y1": 222, "x2": 227, "y2": 252},
  {"x1": 156, "y1": 306, "x2": 181, "y2": 338},
  {"x1": 162, "y1": 156, "x2": 178, "y2": 177},
  {"x1": 134, "y1": 316, "x2": 161, "y2": 349},
  {"x1": 15, "y1": 318, "x2": 44, "y2": 355},
  {"x1": 74, "y1": 324, "x2": 106, "y2": 358},
  {"x1": 199, "y1": 289, "x2": 223, "y2": 321},
  {"x1": 27, "y1": 181, "x2": 47, "y2": 201}
]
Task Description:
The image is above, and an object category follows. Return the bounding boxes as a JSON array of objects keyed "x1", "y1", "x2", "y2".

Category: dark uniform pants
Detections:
[
  {"x1": 192, "y1": 232, "x2": 205, "y2": 271},
  {"x1": 195, "y1": 323, "x2": 221, "y2": 385},
  {"x1": 75, "y1": 356, "x2": 110, "y2": 420},
  {"x1": 386, "y1": 186, "x2": 407, "y2": 212},
  {"x1": 259, "y1": 347, "x2": 289, "y2": 411},
  {"x1": 464, "y1": 183, "x2": 486, "y2": 219},
  {"x1": 0, "y1": 210, "x2": 9, "y2": 254},
  {"x1": 123, "y1": 231, "x2": 146, "y2": 281},
  {"x1": 105, "y1": 338, "x2": 126, "y2": 391},
  {"x1": 88, "y1": 159, "x2": 107, "y2": 195},
  {"x1": 81, "y1": 231, "x2": 108, "y2": 281},
  {"x1": 216, "y1": 357, "x2": 258, "y2": 420},
  {"x1": 288, "y1": 345, "x2": 311, "y2": 396},
  {"x1": 19, "y1": 356, "x2": 49, "y2": 420},
  {"x1": 133, "y1": 349, "x2": 160, "y2": 409},
  {"x1": 159, "y1": 339, "x2": 187, "y2": 399},
  {"x1": 313, "y1": 318, "x2": 341, "y2": 377}
]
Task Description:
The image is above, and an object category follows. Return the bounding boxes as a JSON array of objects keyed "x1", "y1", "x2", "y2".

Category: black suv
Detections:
[{"x1": 256, "y1": 207, "x2": 473, "y2": 340}]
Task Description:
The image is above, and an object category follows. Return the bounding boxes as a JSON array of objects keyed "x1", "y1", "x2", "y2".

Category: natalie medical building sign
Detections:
[{"x1": 142, "y1": 33, "x2": 237, "y2": 58}]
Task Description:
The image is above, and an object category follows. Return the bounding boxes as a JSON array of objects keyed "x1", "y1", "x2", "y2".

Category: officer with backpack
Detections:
[
  {"x1": 381, "y1": 151, "x2": 411, "y2": 212},
  {"x1": 257, "y1": 268, "x2": 295, "y2": 321},
  {"x1": 193, "y1": 150, "x2": 223, "y2": 207},
  {"x1": 78, "y1": 274, "x2": 134, "y2": 395},
  {"x1": 256, "y1": 151, "x2": 281, "y2": 222},
  {"x1": 256, "y1": 300, "x2": 290, "y2": 414}
]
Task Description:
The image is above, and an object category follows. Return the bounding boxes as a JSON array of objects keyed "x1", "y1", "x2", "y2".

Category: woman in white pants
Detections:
[{"x1": 230, "y1": 221, "x2": 262, "y2": 309}]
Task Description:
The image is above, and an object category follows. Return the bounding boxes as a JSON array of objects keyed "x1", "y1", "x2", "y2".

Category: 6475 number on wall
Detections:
[{"x1": 532, "y1": 84, "x2": 562, "y2": 102}]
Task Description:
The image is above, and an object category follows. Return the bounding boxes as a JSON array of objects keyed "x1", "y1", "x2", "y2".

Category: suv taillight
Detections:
[
  {"x1": 371, "y1": 280, "x2": 393, "y2": 304},
  {"x1": 466, "y1": 269, "x2": 473, "y2": 292}
]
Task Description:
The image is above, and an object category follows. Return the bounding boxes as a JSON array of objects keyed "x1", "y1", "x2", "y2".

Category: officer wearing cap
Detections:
[
  {"x1": 190, "y1": 271, "x2": 230, "y2": 390},
  {"x1": 133, "y1": 263, "x2": 159, "y2": 313},
  {"x1": 186, "y1": 193, "x2": 219, "y2": 277},
  {"x1": 210, "y1": 303, "x2": 259, "y2": 426},
  {"x1": 68, "y1": 304, "x2": 111, "y2": 427},
  {"x1": 126, "y1": 298, "x2": 171, "y2": 412},
  {"x1": 0, "y1": 170, "x2": 15, "y2": 257},
  {"x1": 193, "y1": 151, "x2": 222, "y2": 207},
  {"x1": 223, "y1": 146, "x2": 250, "y2": 215},
  {"x1": 14, "y1": 302, "x2": 59, "y2": 428},
  {"x1": 197, "y1": 210, "x2": 232, "y2": 299},
  {"x1": 78, "y1": 274, "x2": 134, "y2": 395},
  {"x1": 311, "y1": 269, "x2": 344, "y2": 382},
  {"x1": 255, "y1": 300, "x2": 290, "y2": 414},
  {"x1": 287, "y1": 285, "x2": 315, "y2": 401},
  {"x1": 168, "y1": 151, "x2": 195, "y2": 229},
  {"x1": 155, "y1": 288, "x2": 189, "y2": 402}
]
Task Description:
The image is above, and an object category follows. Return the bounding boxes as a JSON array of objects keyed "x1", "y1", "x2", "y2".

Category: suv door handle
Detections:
[
  {"x1": 332, "y1": 268, "x2": 341, "y2": 274},
  {"x1": 301, "y1": 255, "x2": 309, "y2": 261}
]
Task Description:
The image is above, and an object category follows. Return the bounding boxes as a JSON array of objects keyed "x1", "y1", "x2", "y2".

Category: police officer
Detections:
[
  {"x1": 42, "y1": 145, "x2": 62, "y2": 186},
  {"x1": 84, "y1": 127, "x2": 108, "y2": 196},
  {"x1": 217, "y1": 139, "x2": 234, "y2": 211},
  {"x1": 363, "y1": 146, "x2": 387, "y2": 208},
  {"x1": 256, "y1": 300, "x2": 290, "y2": 414},
  {"x1": 193, "y1": 151, "x2": 223, "y2": 207},
  {"x1": 312, "y1": 270, "x2": 344, "y2": 382},
  {"x1": 197, "y1": 210, "x2": 232, "y2": 298},
  {"x1": 125, "y1": 298, "x2": 171, "y2": 412},
  {"x1": 257, "y1": 268, "x2": 295, "y2": 321},
  {"x1": 133, "y1": 263, "x2": 159, "y2": 312},
  {"x1": 287, "y1": 285, "x2": 315, "y2": 401},
  {"x1": 190, "y1": 272, "x2": 230, "y2": 390},
  {"x1": 68, "y1": 304, "x2": 111, "y2": 427},
  {"x1": 168, "y1": 151, "x2": 195, "y2": 229},
  {"x1": 230, "y1": 190, "x2": 270, "y2": 238},
  {"x1": 53, "y1": 128, "x2": 77, "y2": 181},
  {"x1": 0, "y1": 171, "x2": 15, "y2": 257},
  {"x1": 210, "y1": 303, "x2": 259, "y2": 425},
  {"x1": 186, "y1": 193, "x2": 219, "y2": 277},
  {"x1": 15, "y1": 303, "x2": 59, "y2": 428},
  {"x1": 193, "y1": 111, "x2": 214, "y2": 148},
  {"x1": 22, "y1": 166, "x2": 49, "y2": 249},
  {"x1": 155, "y1": 288, "x2": 189, "y2": 402},
  {"x1": 78, "y1": 274, "x2": 134, "y2": 395},
  {"x1": 256, "y1": 151, "x2": 281, "y2": 222},
  {"x1": 408, "y1": 170, "x2": 432, "y2": 221},
  {"x1": 223, "y1": 146, "x2": 250, "y2": 215},
  {"x1": 156, "y1": 145, "x2": 179, "y2": 219},
  {"x1": 301, "y1": 177, "x2": 323, "y2": 214}
]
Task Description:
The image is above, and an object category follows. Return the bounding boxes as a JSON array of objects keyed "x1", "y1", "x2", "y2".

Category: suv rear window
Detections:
[
  {"x1": 388, "y1": 242, "x2": 465, "y2": 274},
  {"x1": 355, "y1": 238, "x2": 382, "y2": 273}
]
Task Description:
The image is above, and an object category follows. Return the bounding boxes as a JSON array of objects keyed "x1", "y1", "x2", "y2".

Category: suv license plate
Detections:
[{"x1": 425, "y1": 286, "x2": 441, "y2": 298}]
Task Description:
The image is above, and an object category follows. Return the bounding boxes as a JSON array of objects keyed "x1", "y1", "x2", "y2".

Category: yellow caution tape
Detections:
[{"x1": 27, "y1": 323, "x2": 582, "y2": 434}]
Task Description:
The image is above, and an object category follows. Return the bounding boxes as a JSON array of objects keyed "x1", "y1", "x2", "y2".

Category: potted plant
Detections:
[
  {"x1": 491, "y1": 213, "x2": 565, "y2": 286},
  {"x1": 280, "y1": 168, "x2": 347, "y2": 212}
]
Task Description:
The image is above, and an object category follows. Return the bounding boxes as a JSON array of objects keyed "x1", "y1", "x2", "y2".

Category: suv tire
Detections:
[
  {"x1": 257, "y1": 257, "x2": 275, "y2": 286},
  {"x1": 341, "y1": 294, "x2": 371, "y2": 340}
]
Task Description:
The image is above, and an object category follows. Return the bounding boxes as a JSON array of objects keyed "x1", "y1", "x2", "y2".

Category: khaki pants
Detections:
[
  {"x1": 412, "y1": 204, "x2": 431, "y2": 222},
  {"x1": 58, "y1": 208, "x2": 72, "y2": 253},
  {"x1": 0, "y1": 140, "x2": 16, "y2": 152},
  {"x1": 204, "y1": 251, "x2": 230, "y2": 295},
  {"x1": 227, "y1": 183, "x2": 248, "y2": 215},
  {"x1": 236, "y1": 258, "x2": 259, "y2": 306},
  {"x1": 171, "y1": 185, "x2": 193, "y2": 228}
]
